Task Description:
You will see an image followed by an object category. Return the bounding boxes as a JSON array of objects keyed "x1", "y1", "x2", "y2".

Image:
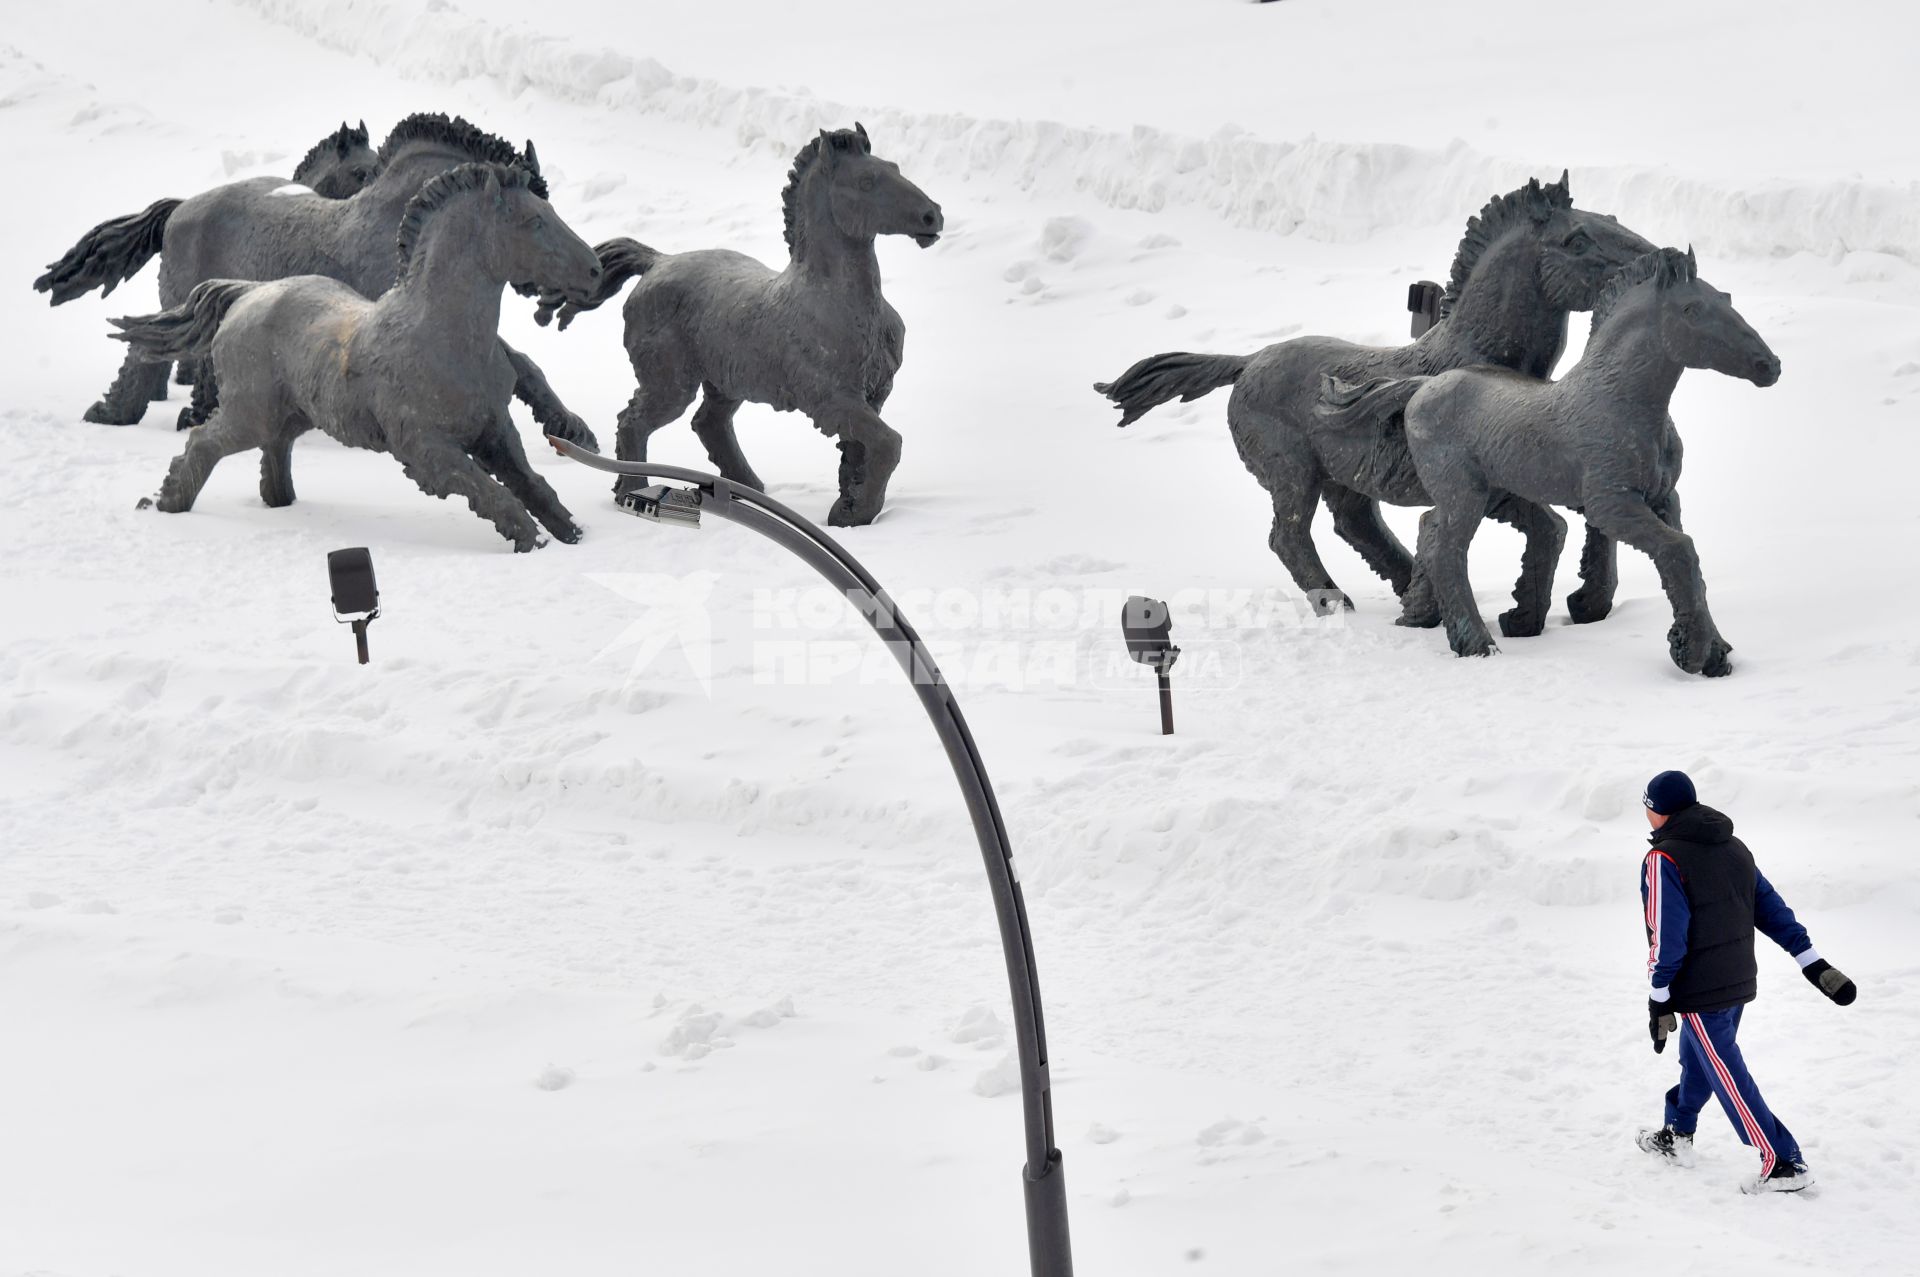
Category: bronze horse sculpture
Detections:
[
  {"x1": 534, "y1": 125, "x2": 943, "y2": 527},
  {"x1": 1095, "y1": 175, "x2": 1656, "y2": 632},
  {"x1": 290, "y1": 120, "x2": 382, "y2": 199},
  {"x1": 31, "y1": 119, "x2": 380, "y2": 311},
  {"x1": 35, "y1": 113, "x2": 593, "y2": 450},
  {"x1": 111, "y1": 163, "x2": 603, "y2": 552},
  {"x1": 1325, "y1": 248, "x2": 1779, "y2": 677}
]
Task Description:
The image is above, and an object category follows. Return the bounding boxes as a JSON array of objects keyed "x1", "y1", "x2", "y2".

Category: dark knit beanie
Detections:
[{"x1": 1643, "y1": 770, "x2": 1697, "y2": 816}]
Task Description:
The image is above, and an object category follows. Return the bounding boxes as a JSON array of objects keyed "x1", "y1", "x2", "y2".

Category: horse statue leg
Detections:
[
  {"x1": 1583, "y1": 492, "x2": 1730, "y2": 676},
  {"x1": 688, "y1": 385, "x2": 764, "y2": 490},
  {"x1": 500, "y1": 341, "x2": 598, "y2": 450},
  {"x1": 1567, "y1": 523, "x2": 1619, "y2": 623},
  {"x1": 1487, "y1": 494, "x2": 1567, "y2": 638},
  {"x1": 816, "y1": 398, "x2": 902, "y2": 527},
  {"x1": 259, "y1": 415, "x2": 313, "y2": 508},
  {"x1": 611, "y1": 360, "x2": 699, "y2": 498},
  {"x1": 470, "y1": 418, "x2": 582, "y2": 544},
  {"x1": 1419, "y1": 473, "x2": 1498, "y2": 658},
  {"x1": 138, "y1": 409, "x2": 263, "y2": 512},
  {"x1": 177, "y1": 367, "x2": 220, "y2": 431},
  {"x1": 386, "y1": 426, "x2": 548, "y2": 552},
  {"x1": 1323, "y1": 485, "x2": 1415, "y2": 597},
  {"x1": 1395, "y1": 510, "x2": 1441, "y2": 628},
  {"x1": 84, "y1": 348, "x2": 171, "y2": 425},
  {"x1": 1261, "y1": 468, "x2": 1349, "y2": 615}
]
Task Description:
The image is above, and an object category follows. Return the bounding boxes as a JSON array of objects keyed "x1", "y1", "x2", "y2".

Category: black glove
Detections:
[
  {"x1": 1649, "y1": 998, "x2": 1678, "y2": 1053},
  {"x1": 1803, "y1": 959, "x2": 1857, "y2": 1006}
]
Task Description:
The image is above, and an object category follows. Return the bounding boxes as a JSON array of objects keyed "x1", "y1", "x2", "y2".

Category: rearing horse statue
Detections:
[
  {"x1": 535, "y1": 124, "x2": 943, "y2": 527},
  {"x1": 1095, "y1": 175, "x2": 1655, "y2": 631}
]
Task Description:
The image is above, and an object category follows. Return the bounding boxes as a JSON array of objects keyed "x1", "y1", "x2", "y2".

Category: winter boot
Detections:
[
  {"x1": 1741, "y1": 1160, "x2": 1813, "y2": 1194},
  {"x1": 1636, "y1": 1127, "x2": 1696, "y2": 1167}
]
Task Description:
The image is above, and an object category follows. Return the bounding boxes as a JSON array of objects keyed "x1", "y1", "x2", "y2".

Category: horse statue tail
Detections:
[
  {"x1": 1093, "y1": 352, "x2": 1249, "y2": 427},
  {"x1": 34, "y1": 198, "x2": 183, "y2": 306},
  {"x1": 1313, "y1": 372, "x2": 1430, "y2": 433},
  {"x1": 534, "y1": 236, "x2": 662, "y2": 329},
  {"x1": 110, "y1": 279, "x2": 259, "y2": 363}
]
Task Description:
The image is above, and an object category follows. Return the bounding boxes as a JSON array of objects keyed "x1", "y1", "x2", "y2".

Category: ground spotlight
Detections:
[
  {"x1": 1408, "y1": 279, "x2": 1442, "y2": 337},
  {"x1": 1122, "y1": 594, "x2": 1179, "y2": 735},
  {"x1": 326, "y1": 547, "x2": 379, "y2": 665}
]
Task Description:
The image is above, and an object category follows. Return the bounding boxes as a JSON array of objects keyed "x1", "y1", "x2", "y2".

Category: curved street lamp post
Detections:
[{"x1": 548, "y1": 438, "x2": 1074, "y2": 1277}]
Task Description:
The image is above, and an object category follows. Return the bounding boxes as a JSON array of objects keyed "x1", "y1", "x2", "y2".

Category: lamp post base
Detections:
[{"x1": 1024, "y1": 1151, "x2": 1073, "y2": 1277}]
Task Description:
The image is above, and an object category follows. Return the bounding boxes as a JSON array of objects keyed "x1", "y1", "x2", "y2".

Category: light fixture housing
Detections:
[{"x1": 326, "y1": 547, "x2": 380, "y2": 664}]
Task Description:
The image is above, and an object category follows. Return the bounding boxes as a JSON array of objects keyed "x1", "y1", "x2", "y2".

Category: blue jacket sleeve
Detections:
[
  {"x1": 1642, "y1": 851, "x2": 1689, "y2": 995},
  {"x1": 1753, "y1": 869, "x2": 1813, "y2": 958}
]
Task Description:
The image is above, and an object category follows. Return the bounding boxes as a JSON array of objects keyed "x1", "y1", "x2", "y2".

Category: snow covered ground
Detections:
[{"x1": 3, "y1": 1, "x2": 1918, "y2": 1273}]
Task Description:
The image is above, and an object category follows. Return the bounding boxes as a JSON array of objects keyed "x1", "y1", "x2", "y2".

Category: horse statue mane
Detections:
[
  {"x1": 780, "y1": 123, "x2": 871, "y2": 253},
  {"x1": 292, "y1": 120, "x2": 371, "y2": 187},
  {"x1": 378, "y1": 112, "x2": 547, "y2": 198},
  {"x1": 1590, "y1": 246, "x2": 1697, "y2": 331},
  {"x1": 1439, "y1": 172, "x2": 1574, "y2": 317},
  {"x1": 395, "y1": 162, "x2": 540, "y2": 275}
]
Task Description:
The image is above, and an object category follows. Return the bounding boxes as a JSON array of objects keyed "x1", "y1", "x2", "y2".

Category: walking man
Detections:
[{"x1": 1635, "y1": 770, "x2": 1857, "y2": 1193}]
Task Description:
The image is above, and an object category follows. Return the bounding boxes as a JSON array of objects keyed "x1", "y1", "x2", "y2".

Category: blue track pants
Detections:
[{"x1": 1664, "y1": 1005, "x2": 1803, "y2": 1174}]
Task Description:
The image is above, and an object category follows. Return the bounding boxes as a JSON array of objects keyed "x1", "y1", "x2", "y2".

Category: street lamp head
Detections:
[
  {"x1": 1122, "y1": 594, "x2": 1179, "y2": 674},
  {"x1": 615, "y1": 484, "x2": 703, "y2": 529}
]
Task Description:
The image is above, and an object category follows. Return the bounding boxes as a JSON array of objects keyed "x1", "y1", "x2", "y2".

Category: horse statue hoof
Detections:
[
  {"x1": 1497, "y1": 608, "x2": 1547, "y2": 639},
  {"x1": 827, "y1": 500, "x2": 878, "y2": 528},
  {"x1": 1566, "y1": 589, "x2": 1613, "y2": 625},
  {"x1": 1305, "y1": 590, "x2": 1353, "y2": 617},
  {"x1": 83, "y1": 401, "x2": 139, "y2": 426},
  {"x1": 554, "y1": 413, "x2": 598, "y2": 452},
  {"x1": 136, "y1": 496, "x2": 154, "y2": 510},
  {"x1": 1446, "y1": 625, "x2": 1498, "y2": 658}
]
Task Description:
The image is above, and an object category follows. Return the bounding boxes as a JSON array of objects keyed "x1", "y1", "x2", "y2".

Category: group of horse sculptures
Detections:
[
  {"x1": 33, "y1": 114, "x2": 1775, "y2": 677},
  {"x1": 1097, "y1": 175, "x2": 1778, "y2": 678},
  {"x1": 34, "y1": 112, "x2": 939, "y2": 543}
]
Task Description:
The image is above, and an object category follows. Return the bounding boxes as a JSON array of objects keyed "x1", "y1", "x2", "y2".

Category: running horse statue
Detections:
[
  {"x1": 34, "y1": 113, "x2": 593, "y2": 450},
  {"x1": 534, "y1": 124, "x2": 943, "y2": 527},
  {"x1": 1325, "y1": 248, "x2": 1780, "y2": 676},
  {"x1": 1095, "y1": 174, "x2": 1656, "y2": 632},
  {"x1": 111, "y1": 163, "x2": 604, "y2": 552}
]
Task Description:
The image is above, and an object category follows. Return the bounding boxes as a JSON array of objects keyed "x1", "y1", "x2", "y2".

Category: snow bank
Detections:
[{"x1": 229, "y1": 0, "x2": 1920, "y2": 261}]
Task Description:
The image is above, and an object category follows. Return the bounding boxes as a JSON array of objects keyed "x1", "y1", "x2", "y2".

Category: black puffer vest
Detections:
[{"x1": 1649, "y1": 804, "x2": 1758, "y2": 1013}]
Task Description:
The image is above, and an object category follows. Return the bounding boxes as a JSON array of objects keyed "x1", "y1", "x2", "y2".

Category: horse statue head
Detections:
[
  {"x1": 1443, "y1": 172, "x2": 1656, "y2": 317},
  {"x1": 1592, "y1": 247, "x2": 1781, "y2": 386},
  {"x1": 395, "y1": 162, "x2": 600, "y2": 303},
  {"x1": 292, "y1": 120, "x2": 380, "y2": 198},
  {"x1": 782, "y1": 124, "x2": 944, "y2": 256}
]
